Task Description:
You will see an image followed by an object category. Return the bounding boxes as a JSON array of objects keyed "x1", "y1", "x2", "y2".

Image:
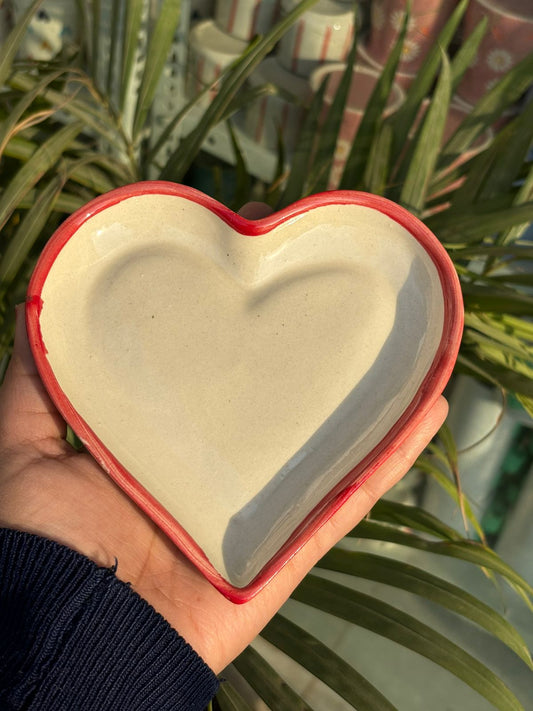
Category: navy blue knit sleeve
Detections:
[{"x1": 0, "y1": 528, "x2": 219, "y2": 710}]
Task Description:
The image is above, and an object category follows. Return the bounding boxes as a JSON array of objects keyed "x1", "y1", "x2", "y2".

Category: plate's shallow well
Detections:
[{"x1": 26, "y1": 183, "x2": 463, "y2": 601}]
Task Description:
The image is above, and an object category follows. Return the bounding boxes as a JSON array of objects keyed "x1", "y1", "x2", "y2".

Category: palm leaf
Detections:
[
  {"x1": 461, "y1": 281, "x2": 533, "y2": 316},
  {"x1": 449, "y1": 17, "x2": 488, "y2": 94},
  {"x1": 464, "y1": 313, "x2": 533, "y2": 358},
  {"x1": 464, "y1": 330, "x2": 532, "y2": 364},
  {"x1": 516, "y1": 395, "x2": 533, "y2": 419},
  {"x1": 370, "y1": 499, "x2": 463, "y2": 541},
  {"x1": 216, "y1": 681, "x2": 255, "y2": 711},
  {"x1": 261, "y1": 614, "x2": 398, "y2": 710},
  {"x1": 0, "y1": 120, "x2": 83, "y2": 232},
  {"x1": 387, "y1": 0, "x2": 469, "y2": 160},
  {"x1": 105, "y1": 0, "x2": 123, "y2": 98},
  {"x1": 428, "y1": 201, "x2": 533, "y2": 245},
  {"x1": 399, "y1": 51, "x2": 451, "y2": 215},
  {"x1": 293, "y1": 576, "x2": 525, "y2": 711},
  {"x1": 440, "y1": 50, "x2": 533, "y2": 170},
  {"x1": 483, "y1": 164, "x2": 533, "y2": 274},
  {"x1": 8, "y1": 71, "x2": 124, "y2": 154},
  {"x1": 316, "y1": 550, "x2": 533, "y2": 669},
  {"x1": 456, "y1": 353, "x2": 533, "y2": 402},
  {"x1": 119, "y1": 0, "x2": 145, "y2": 114},
  {"x1": 450, "y1": 97, "x2": 533, "y2": 210},
  {"x1": 132, "y1": 0, "x2": 182, "y2": 138},
  {"x1": 352, "y1": 520, "x2": 533, "y2": 606},
  {"x1": 468, "y1": 344, "x2": 533, "y2": 385},
  {"x1": 0, "y1": 70, "x2": 66, "y2": 155},
  {"x1": 339, "y1": 9, "x2": 408, "y2": 191},
  {"x1": 0, "y1": 0, "x2": 43, "y2": 87},
  {"x1": 446, "y1": 244, "x2": 533, "y2": 259},
  {"x1": 414, "y1": 454, "x2": 486, "y2": 540},
  {"x1": 0, "y1": 176, "x2": 62, "y2": 292},
  {"x1": 232, "y1": 646, "x2": 315, "y2": 711},
  {"x1": 363, "y1": 120, "x2": 393, "y2": 195}
]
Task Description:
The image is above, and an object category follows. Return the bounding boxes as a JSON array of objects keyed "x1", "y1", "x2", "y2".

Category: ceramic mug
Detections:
[
  {"x1": 187, "y1": 20, "x2": 248, "y2": 106},
  {"x1": 365, "y1": 0, "x2": 457, "y2": 73},
  {"x1": 242, "y1": 57, "x2": 311, "y2": 152},
  {"x1": 214, "y1": 0, "x2": 280, "y2": 41},
  {"x1": 310, "y1": 63, "x2": 405, "y2": 187},
  {"x1": 277, "y1": 0, "x2": 355, "y2": 78},
  {"x1": 455, "y1": 0, "x2": 533, "y2": 105}
]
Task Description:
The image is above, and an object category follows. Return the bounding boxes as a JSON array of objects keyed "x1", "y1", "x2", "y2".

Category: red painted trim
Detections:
[
  {"x1": 291, "y1": 20, "x2": 305, "y2": 73},
  {"x1": 227, "y1": 0, "x2": 239, "y2": 34},
  {"x1": 26, "y1": 181, "x2": 463, "y2": 604},
  {"x1": 341, "y1": 24, "x2": 354, "y2": 61},
  {"x1": 320, "y1": 26, "x2": 332, "y2": 63}
]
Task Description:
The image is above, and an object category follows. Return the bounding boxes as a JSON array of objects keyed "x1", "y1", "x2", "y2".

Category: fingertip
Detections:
[
  {"x1": 433, "y1": 395, "x2": 449, "y2": 431},
  {"x1": 238, "y1": 202, "x2": 273, "y2": 220}
]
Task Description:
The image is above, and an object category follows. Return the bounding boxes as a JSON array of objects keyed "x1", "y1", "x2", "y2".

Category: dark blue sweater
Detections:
[{"x1": 0, "y1": 528, "x2": 219, "y2": 710}]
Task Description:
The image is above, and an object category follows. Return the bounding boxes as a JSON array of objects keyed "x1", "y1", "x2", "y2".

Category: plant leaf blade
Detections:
[
  {"x1": 293, "y1": 575, "x2": 526, "y2": 711},
  {"x1": 233, "y1": 646, "x2": 316, "y2": 711},
  {"x1": 262, "y1": 614, "x2": 398, "y2": 710},
  {"x1": 316, "y1": 550, "x2": 533, "y2": 669},
  {"x1": 0, "y1": 0, "x2": 43, "y2": 87},
  {"x1": 132, "y1": 0, "x2": 183, "y2": 138}
]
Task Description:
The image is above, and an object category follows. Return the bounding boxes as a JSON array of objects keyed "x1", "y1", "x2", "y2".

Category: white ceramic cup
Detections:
[
  {"x1": 215, "y1": 0, "x2": 280, "y2": 41},
  {"x1": 277, "y1": 0, "x2": 355, "y2": 78},
  {"x1": 242, "y1": 57, "x2": 311, "y2": 151},
  {"x1": 187, "y1": 20, "x2": 248, "y2": 106}
]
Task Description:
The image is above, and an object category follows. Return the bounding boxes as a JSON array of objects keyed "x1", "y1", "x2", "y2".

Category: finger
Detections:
[
  {"x1": 337, "y1": 395, "x2": 448, "y2": 524},
  {"x1": 235, "y1": 396, "x2": 449, "y2": 649},
  {"x1": 261, "y1": 396, "x2": 448, "y2": 605},
  {"x1": 238, "y1": 202, "x2": 273, "y2": 220},
  {"x1": 305, "y1": 396, "x2": 449, "y2": 557},
  {"x1": 0, "y1": 305, "x2": 66, "y2": 446}
]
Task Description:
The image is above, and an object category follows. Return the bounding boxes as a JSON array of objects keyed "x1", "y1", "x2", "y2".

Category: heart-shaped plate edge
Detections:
[{"x1": 26, "y1": 181, "x2": 464, "y2": 603}]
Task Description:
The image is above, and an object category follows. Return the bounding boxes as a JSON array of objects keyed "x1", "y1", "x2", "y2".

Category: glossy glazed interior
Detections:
[{"x1": 38, "y1": 195, "x2": 444, "y2": 587}]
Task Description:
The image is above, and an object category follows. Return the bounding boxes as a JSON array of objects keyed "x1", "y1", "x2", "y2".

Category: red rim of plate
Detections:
[{"x1": 26, "y1": 181, "x2": 464, "y2": 603}]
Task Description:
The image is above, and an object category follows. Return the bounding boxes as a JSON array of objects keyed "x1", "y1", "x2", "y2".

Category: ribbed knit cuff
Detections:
[{"x1": 0, "y1": 528, "x2": 219, "y2": 710}]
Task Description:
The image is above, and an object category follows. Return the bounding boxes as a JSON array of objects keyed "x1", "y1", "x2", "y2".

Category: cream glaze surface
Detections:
[{"x1": 39, "y1": 195, "x2": 444, "y2": 586}]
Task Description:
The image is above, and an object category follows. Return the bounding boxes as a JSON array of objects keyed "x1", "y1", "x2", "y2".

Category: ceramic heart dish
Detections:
[{"x1": 26, "y1": 182, "x2": 463, "y2": 602}]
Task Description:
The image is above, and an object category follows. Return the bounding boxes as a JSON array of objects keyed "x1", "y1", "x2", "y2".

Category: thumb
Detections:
[{"x1": 0, "y1": 305, "x2": 65, "y2": 446}]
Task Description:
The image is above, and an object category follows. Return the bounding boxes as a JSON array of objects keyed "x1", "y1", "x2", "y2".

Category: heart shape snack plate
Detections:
[{"x1": 26, "y1": 182, "x2": 463, "y2": 602}]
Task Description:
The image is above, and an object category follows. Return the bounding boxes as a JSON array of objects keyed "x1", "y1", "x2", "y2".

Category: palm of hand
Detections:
[{"x1": 0, "y1": 307, "x2": 447, "y2": 674}]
